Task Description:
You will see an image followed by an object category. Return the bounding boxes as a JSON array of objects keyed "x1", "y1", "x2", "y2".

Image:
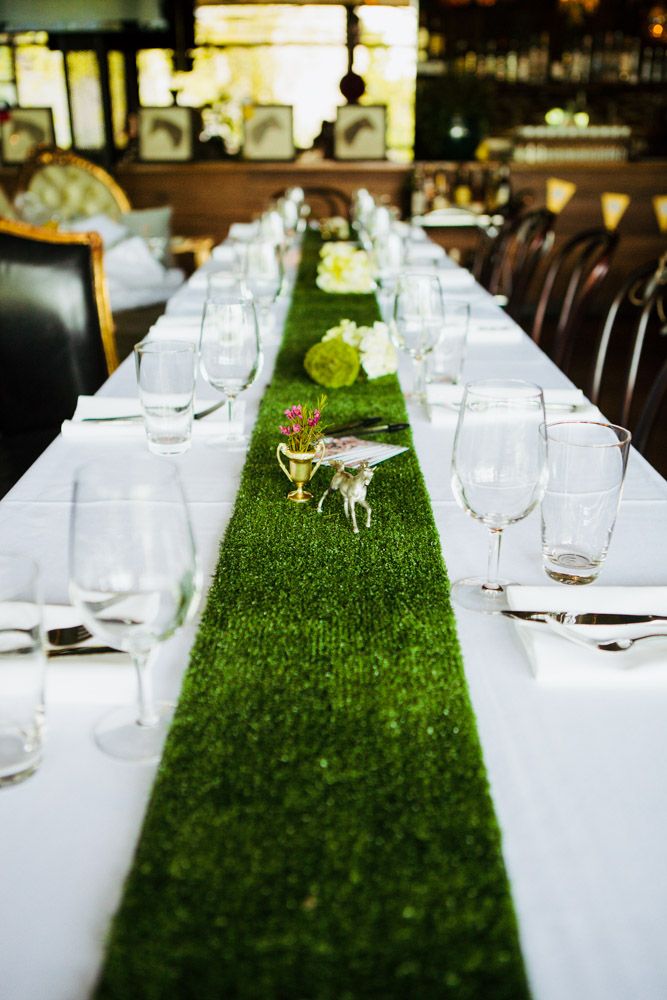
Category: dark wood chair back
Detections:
[
  {"x1": 531, "y1": 227, "x2": 619, "y2": 373},
  {"x1": 475, "y1": 208, "x2": 556, "y2": 315},
  {"x1": 633, "y1": 357, "x2": 667, "y2": 459},
  {"x1": 589, "y1": 252, "x2": 667, "y2": 430}
]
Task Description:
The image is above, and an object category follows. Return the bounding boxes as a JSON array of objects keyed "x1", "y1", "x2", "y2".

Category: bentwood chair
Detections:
[
  {"x1": 0, "y1": 218, "x2": 118, "y2": 492},
  {"x1": 474, "y1": 208, "x2": 556, "y2": 318},
  {"x1": 530, "y1": 227, "x2": 619, "y2": 374},
  {"x1": 589, "y1": 253, "x2": 667, "y2": 441}
]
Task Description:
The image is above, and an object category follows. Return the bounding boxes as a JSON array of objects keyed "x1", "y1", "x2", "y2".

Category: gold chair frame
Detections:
[
  {"x1": 0, "y1": 217, "x2": 119, "y2": 375},
  {"x1": 16, "y1": 145, "x2": 213, "y2": 267}
]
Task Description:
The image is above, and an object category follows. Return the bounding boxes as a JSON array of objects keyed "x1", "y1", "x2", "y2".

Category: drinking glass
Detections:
[
  {"x1": 391, "y1": 272, "x2": 444, "y2": 403},
  {"x1": 0, "y1": 555, "x2": 45, "y2": 786},
  {"x1": 134, "y1": 340, "x2": 197, "y2": 455},
  {"x1": 241, "y1": 239, "x2": 284, "y2": 340},
  {"x1": 371, "y1": 231, "x2": 404, "y2": 322},
  {"x1": 199, "y1": 293, "x2": 262, "y2": 445},
  {"x1": 541, "y1": 421, "x2": 631, "y2": 584},
  {"x1": 427, "y1": 300, "x2": 470, "y2": 385},
  {"x1": 69, "y1": 459, "x2": 200, "y2": 763},
  {"x1": 451, "y1": 379, "x2": 548, "y2": 612}
]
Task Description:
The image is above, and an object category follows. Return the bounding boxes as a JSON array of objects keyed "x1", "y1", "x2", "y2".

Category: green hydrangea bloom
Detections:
[{"x1": 304, "y1": 338, "x2": 360, "y2": 389}]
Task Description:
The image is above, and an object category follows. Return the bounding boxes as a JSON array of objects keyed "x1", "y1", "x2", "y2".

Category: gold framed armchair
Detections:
[{"x1": 15, "y1": 145, "x2": 213, "y2": 267}]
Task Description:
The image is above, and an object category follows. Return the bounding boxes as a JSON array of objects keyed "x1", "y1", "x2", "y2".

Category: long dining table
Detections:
[{"x1": 1, "y1": 226, "x2": 667, "y2": 1000}]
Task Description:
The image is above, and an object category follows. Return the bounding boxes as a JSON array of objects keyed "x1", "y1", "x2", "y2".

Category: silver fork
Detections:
[
  {"x1": 46, "y1": 623, "x2": 92, "y2": 647},
  {"x1": 546, "y1": 621, "x2": 667, "y2": 654}
]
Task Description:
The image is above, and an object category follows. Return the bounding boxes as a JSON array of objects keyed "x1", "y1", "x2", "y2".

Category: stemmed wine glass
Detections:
[
  {"x1": 391, "y1": 272, "x2": 444, "y2": 404},
  {"x1": 241, "y1": 239, "x2": 284, "y2": 340},
  {"x1": 450, "y1": 379, "x2": 548, "y2": 613},
  {"x1": 371, "y1": 231, "x2": 404, "y2": 323},
  {"x1": 199, "y1": 292, "x2": 262, "y2": 445},
  {"x1": 69, "y1": 459, "x2": 201, "y2": 763}
]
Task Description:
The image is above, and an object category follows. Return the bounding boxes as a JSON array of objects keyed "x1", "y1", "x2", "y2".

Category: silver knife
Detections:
[
  {"x1": 47, "y1": 645, "x2": 121, "y2": 658},
  {"x1": 502, "y1": 610, "x2": 667, "y2": 627}
]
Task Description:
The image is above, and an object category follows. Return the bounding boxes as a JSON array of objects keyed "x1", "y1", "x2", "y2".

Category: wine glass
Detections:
[
  {"x1": 371, "y1": 231, "x2": 404, "y2": 322},
  {"x1": 241, "y1": 239, "x2": 284, "y2": 340},
  {"x1": 69, "y1": 458, "x2": 200, "y2": 763},
  {"x1": 391, "y1": 272, "x2": 444, "y2": 404},
  {"x1": 450, "y1": 379, "x2": 548, "y2": 613},
  {"x1": 199, "y1": 293, "x2": 262, "y2": 445}
]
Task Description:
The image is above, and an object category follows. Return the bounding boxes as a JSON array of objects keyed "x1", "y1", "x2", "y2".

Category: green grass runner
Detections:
[{"x1": 96, "y1": 233, "x2": 531, "y2": 1000}]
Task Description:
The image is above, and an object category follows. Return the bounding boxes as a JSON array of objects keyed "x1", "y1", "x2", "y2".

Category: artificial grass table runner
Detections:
[{"x1": 96, "y1": 233, "x2": 530, "y2": 1000}]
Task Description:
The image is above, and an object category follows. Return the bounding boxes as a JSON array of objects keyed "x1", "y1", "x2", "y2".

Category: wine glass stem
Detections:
[
  {"x1": 413, "y1": 355, "x2": 426, "y2": 400},
  {"x1": 133, "y1": 650, "x2": 159, "y2": 728},
  {"x1": 226, "y1": 394, "x2": 236, "y2": 426},
  {"x1": 485, "y1": 528, "x2": 504, "y2": 592}
]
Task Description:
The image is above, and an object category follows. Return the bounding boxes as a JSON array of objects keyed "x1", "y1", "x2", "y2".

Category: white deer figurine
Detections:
[{"x1": 317, "y1": 461, "x2": 375, "y2": 533}]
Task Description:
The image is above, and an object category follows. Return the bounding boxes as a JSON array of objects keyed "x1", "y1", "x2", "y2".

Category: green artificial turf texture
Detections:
[{"x1": 95, "y1": 233, "x2": 531, "y2": 1000}]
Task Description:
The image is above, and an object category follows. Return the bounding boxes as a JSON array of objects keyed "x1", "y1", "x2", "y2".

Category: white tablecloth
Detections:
[{"x1": 1, "y1": 244, "x2": 667, "y2": 1000}]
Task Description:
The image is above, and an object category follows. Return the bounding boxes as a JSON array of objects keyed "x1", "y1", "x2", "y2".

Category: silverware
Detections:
[
  {"x1": 46, "y1": 623, "x2": 92, "y2": 647},
  {"x1": 81, "y1": 400, "x2": 225, "y2": 424},
  {"x1": 47, "y1": 645, "x2": 120, "y2": 658},
  {"x1": 327, "y1": 422, "x2": 409, "y2": 438},
  {"x1": 595, "y1": 633, "x2": 667, "y2": 653},
  {"x1": 326, "y1": 416, "x2": 384, "y2": 435},
  {"x1": 502, "y1": 610, "x2": 667, "y2": 627}
]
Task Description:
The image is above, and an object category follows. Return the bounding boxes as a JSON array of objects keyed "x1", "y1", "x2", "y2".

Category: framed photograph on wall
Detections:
[
  {"x1": 0, "y1": 108, "x2": 55, "y2": 164},
  {"x1": 334, "y1": 106, "x2": 386, "y2": 161},
  {"x1": 242, "y1": 105, "x2": 294, "y2": 162},
  {"x1": 137, "y1": 107, "x2": 195, "y2": 162}
]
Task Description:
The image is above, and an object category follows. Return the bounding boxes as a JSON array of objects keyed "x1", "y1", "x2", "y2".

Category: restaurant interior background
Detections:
[{"x1": 0, "y1": 0, "x2": 666, "y2": 479}]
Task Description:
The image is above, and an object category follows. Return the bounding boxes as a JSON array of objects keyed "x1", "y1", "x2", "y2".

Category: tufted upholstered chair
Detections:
[
  {"x1": 15, "y1": 145, "x2": 213, "y2": 268},
  {"x1": 0, "y1": 218, "x2": 118, "y2": 493}
]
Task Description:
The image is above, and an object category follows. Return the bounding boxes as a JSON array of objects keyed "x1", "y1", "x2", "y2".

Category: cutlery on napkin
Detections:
[
  {"x1": 504, "y1": 585, "x2": 667, "y2": 686},
  {"x1": 61, "y1": 397, "x2": 244, "y2": 441},
  {"x1": 43, "y1": 606, "x2": 133, "y2": 704}
]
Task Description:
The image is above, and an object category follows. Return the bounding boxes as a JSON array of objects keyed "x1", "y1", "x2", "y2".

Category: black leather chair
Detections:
[{"x1": 0, "y1": 218, "x2": 118, "y2": 493}]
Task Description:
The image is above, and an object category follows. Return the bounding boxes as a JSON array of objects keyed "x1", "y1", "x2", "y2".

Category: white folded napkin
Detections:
[
  {"x1": 211, "y1": 244, "x2": 234, "y2": 264},
  {"x1": 147, "y1": 317, "x2": 201, "y2": 343},
  {"x1": 427, "y1": 385, "x2": 599, "y2": 424},
  {"x1": 437, "y1": 269, "x2": 475, "y2": 289},
  {"x1": 44, "y1": 605, "x2": 133, "y2": 705},
  {"x1": 61, "y1": 396, "x2": 244, "y2": 442},
  {"x1": 506, "y1": 586, "x2": 667, "y2": 687},
  {"x1": 466, "y1": 318, "x2": 523, "y2": 346}
]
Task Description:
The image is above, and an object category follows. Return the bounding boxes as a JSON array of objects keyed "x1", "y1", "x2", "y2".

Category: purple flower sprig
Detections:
[{"x1": 278, "y1": 395, "x2": 327, "y2": 454}]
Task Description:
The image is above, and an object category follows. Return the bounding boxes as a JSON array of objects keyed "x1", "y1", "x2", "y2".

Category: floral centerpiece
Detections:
[
  {"x1": 316, "y1": 243, "x2": 375, "y2": 294},
  {"x1": 276, "y1": 396, "x2": 328, "y2": 504},
  {"x1": 304, "y1": 319, "x2": 397, "y2": 389}
]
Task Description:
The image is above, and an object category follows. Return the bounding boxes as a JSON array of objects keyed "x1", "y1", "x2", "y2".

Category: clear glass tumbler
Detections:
[
  {"x1": 541, "y1": 421, "x2": 632, "y2": 584},
  {"x1": 134, "y1": 339, "x2": 197, "y2": 456},
  {"x1": 427, "y1": 299, "x2": 470, "y2": 385}
]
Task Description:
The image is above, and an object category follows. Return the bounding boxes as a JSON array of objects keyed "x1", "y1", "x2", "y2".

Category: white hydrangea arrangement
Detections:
[
  {"x1": 316, "y1": 243, "x2": 375, "y2": 294},
  {"x1": 322, "y1": 318, "x2": 398, "y2": 380}
]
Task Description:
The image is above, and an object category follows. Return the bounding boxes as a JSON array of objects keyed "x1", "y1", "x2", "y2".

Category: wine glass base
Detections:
[
  {"x1": 93, "y1": 702, "x2": 175, "y2": 764},
  {"x1": 451, "y1": 576, "x2": 514, "y2": 614}
]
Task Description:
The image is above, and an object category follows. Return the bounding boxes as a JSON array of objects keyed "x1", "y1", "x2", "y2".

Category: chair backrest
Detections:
[
  {"x1": 16, "y1": 145, "x2": 131, "y2": 222},
  {"x1": 589, "y1": 252, "x2": 667, "y2": 429},
  {"x1": 530, "y1": 227, "x2": 619, "y2": 372},
  {"x1": 0, "y1": 219, "x2": 118, "y2": 434},
  {"x1": 478, "y1": 208, "x2": 556, "y2": 314}
]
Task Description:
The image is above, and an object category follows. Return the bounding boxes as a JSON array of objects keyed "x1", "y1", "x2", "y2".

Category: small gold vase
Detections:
[{"x1": 276, "y1": 440, "x2": 326, "y2": 503}]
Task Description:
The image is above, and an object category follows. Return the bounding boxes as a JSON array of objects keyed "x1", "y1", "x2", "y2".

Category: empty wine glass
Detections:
[
  {"x1": 241, "y1": 239, "x2": 284, "y2": 340},
  {"x1": 371, "y1": 231, "x2": 404, "y2": 322},
  {"x1": 69, "y1": 459, "x2": 200, "y2": 763},
  {"x1": 199, "y1": 293, "x2": 262, "y2": 445},
  {"x1": 391, "y1": 272, "x2": 444, "y2": 404},
  {"x1": 451, "y1": 379, "x2": 548, "y2": 613}
]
